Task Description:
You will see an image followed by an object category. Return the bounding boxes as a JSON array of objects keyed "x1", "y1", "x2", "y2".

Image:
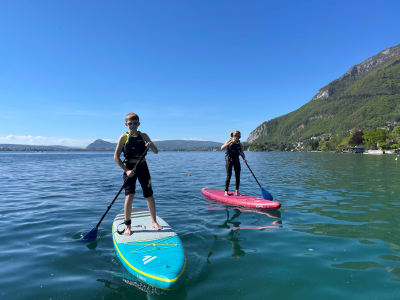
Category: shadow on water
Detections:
[
  {"x1": 206, "y1": 208, "x2": 244, "y2": 262},
  {"x1": 207, "y1": 207, "x2": 282, "y2": 262}
]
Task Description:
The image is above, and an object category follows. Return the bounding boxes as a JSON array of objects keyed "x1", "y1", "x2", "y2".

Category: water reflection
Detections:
[
  {"x1": 5, "y1": 152, "x2": 400, "y2": 299},
  {"x1": 217, "y1": 208, "x2": 241, "y2": 229},
  {"x1": 208, "y1": 207, "x2": 282, "y2": 262}
]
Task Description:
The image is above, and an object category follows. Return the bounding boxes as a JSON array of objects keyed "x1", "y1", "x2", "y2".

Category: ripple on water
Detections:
[{"x1": 1, "y1": 152, "x2": 400, "y2": 299}]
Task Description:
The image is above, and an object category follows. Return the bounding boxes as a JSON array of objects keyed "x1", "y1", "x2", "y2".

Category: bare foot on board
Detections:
[
  {"x1": 152, "y1": 222, "x2": 163, "y2": 230},
  {"x1": 123, "y1": 226, "x2": 132, "y2": 236}
]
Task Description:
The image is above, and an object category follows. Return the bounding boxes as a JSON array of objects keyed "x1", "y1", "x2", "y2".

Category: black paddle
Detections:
[
  {"x1": 82, "y1": 146, "x2": 150, "y2": 242},
  {"x1": 243, "y1": 160, "x2": 274, "y2": 201}
]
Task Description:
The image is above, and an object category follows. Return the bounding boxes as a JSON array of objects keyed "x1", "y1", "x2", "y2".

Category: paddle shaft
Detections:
[
  {"x1": 244, "y1": 160, "x2": 263, "y2": 189},
  {"x1": 95, "y1": 146, "x2": 150, "y2": 229}
]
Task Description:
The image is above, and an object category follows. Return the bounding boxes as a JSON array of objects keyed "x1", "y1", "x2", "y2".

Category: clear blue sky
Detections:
[{"x1": 0, "y1": 0, "x2": 399, "y2": 147}]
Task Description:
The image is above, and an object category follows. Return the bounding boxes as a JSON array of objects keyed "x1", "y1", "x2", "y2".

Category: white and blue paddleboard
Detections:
[{"x1": 112, "y1": 208, "x2": 186, "y2": 290}]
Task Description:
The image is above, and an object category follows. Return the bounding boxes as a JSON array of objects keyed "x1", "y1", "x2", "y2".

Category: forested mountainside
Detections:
[{"x1": 248, "y1": 44, "x2": 400, "y2": 151}]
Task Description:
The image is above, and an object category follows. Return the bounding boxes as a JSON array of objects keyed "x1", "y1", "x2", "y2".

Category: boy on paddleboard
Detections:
[
  {"x1": 114, "y1": 112, "x2": 163, "y2": 235},
  {"x1": 221, "y1": 130, "x2": 247, "y2": 196}
]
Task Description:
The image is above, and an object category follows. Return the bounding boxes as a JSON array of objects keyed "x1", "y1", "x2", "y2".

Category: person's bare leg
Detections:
[
  {"x1": 123, "y1": 194, "x2": 134, "y2": 235},
  {"x1": 146, "y1": 195, "x2": 163, "y2": 230}
]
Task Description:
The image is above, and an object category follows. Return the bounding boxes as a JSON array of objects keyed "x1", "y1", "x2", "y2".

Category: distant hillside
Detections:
[
  {"x1": 0, "y1": 139, "x2": 223, "y2": 152},
  {"x1": 86, "y1": 139, "x2": 222, "y2": 151},
  {"x1": 155, "y1": 140, "x2": 222, "y2": 151},
  {"x1": 248, "y1": 44, "x2": 400, "y2": 149},
  {"x1": 0, "y1": 144, "x2": 73, "y2": 151},
  {"x1": 86, "y1": 139, "x2": 116, "y2": 149}
]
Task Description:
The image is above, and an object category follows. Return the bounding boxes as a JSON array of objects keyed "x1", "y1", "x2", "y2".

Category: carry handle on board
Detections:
[{"x1": 83, "y1": 145, "x2": 150, "y2": 241}]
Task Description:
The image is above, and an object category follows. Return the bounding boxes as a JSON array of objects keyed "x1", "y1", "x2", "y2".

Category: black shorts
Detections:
[{"x1": 123, "y1": 161, "x2": 153, "y2": 198}]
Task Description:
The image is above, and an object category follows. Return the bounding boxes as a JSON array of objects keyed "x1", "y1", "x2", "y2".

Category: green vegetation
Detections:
[
  {"x1": 389, "y1": 125, "x2": 400, "y2": 149},
  {"x1": 249, "y1": 45, "x2": 400, "y2": 152},
  {"x1": 264, "y1": 125, "x2": 400, "y2": 152},
  {"x1": 362, "y1": 129, "x2": 387, "y2": 149}
]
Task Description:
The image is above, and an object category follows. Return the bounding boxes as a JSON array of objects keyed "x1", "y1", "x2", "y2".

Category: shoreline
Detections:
[
  {"x1": 0, "y1": 148, "x2": 222, "y2": 152},
  {"x1": 1, "y1": 149, "x2": 398, "y2": 154}
]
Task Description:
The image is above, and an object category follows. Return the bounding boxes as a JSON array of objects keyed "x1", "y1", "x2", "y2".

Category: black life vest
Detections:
[
  {"x1": 226, "y1": 141, "x2": 242, "y2": 161},
  {"x1": 123, "y1": 131, "x2": 147, "y2": 161}
]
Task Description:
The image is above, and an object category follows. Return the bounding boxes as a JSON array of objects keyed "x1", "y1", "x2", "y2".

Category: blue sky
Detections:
[{"x1": 0, "y1": 0, "x2": 399, "y2": 147}]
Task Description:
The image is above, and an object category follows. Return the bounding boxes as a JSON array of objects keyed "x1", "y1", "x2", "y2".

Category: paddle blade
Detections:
[
  {"x1": 82, "y1": 227, "x2": 98, "y2": 242},
  {"x1": 261, "y1": 188, "x2": 273, "y2": 201}
]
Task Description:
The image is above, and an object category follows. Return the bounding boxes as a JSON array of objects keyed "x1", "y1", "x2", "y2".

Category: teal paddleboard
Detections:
[{"x1": 112, "y1": 208, "x2": 186, "y2": 290}]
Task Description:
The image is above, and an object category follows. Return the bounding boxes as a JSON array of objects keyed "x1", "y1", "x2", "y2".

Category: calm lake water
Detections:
[{"x1": 1, "y1": 151, "x2": 400, "y2": 300}]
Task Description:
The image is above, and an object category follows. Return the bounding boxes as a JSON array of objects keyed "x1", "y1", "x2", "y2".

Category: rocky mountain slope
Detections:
[{"x1": 248, "y1": 44, "x2": 400, "y2": 147}]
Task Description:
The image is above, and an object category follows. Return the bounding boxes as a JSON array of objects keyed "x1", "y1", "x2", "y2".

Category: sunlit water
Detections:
[{"x1": 0, "y1": 151, "x2": 399, "y2": 299}]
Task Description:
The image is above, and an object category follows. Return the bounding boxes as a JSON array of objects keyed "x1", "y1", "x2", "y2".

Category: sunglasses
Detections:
[{"x1": 127, "y1": 121, "x2": 139, "y2": 126}]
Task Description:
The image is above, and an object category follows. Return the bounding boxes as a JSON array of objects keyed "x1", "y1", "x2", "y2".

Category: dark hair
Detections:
[
  {"x1": 125, "y1": 112, "x2": 139, "y2": 121},
  {"x1": 230, "y1": 130, "x2": 241, "y2": 138}
]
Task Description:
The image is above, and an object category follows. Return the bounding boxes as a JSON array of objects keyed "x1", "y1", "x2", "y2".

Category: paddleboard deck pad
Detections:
[
  {"x1": 202, "y1": 188, "x2": 281, "y2": 210},
  {"x1": 112, "y1": 208, "x2": 186, "y2": 290}
]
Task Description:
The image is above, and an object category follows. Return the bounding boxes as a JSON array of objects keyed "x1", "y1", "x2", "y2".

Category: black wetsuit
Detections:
[
  {"x1": 122, "y1": 131, "x2": 153, "y2": 198},
  {"x1": 225, "y1": 141, "x2": 243, "y2": 192}
]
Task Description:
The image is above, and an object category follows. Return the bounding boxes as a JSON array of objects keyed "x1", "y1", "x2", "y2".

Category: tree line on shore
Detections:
[{"x1": 246, "y1": 125, "x2": 400, "y2": 152}]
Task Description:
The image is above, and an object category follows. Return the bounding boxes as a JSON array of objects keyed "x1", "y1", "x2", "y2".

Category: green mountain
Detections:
[{"x1": 248, "y1": 44, "x2": 400, "y2": 149}]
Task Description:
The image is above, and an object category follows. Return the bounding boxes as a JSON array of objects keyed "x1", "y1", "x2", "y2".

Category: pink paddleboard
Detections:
[{"x1": 201, "y1": 188, "x2": 281, "y2": 210}]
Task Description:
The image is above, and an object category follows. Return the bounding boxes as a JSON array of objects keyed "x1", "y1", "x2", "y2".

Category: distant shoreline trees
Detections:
[{"x1": 247, "y1": 125, "x2": 400, "y2": 152}]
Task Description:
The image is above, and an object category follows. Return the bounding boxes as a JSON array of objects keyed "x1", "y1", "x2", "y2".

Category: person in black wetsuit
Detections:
[
  {"x1": 221, "y1": 130, "x2": 247, "y2": 196},
  {"x1": 114, "y1": 112, "x2": 163, "y2": 236}
]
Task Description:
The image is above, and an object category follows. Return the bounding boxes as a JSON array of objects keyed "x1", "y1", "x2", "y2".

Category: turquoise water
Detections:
[{"x1": 1, "y1": 151, "x2": 400, "y2": 299}]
